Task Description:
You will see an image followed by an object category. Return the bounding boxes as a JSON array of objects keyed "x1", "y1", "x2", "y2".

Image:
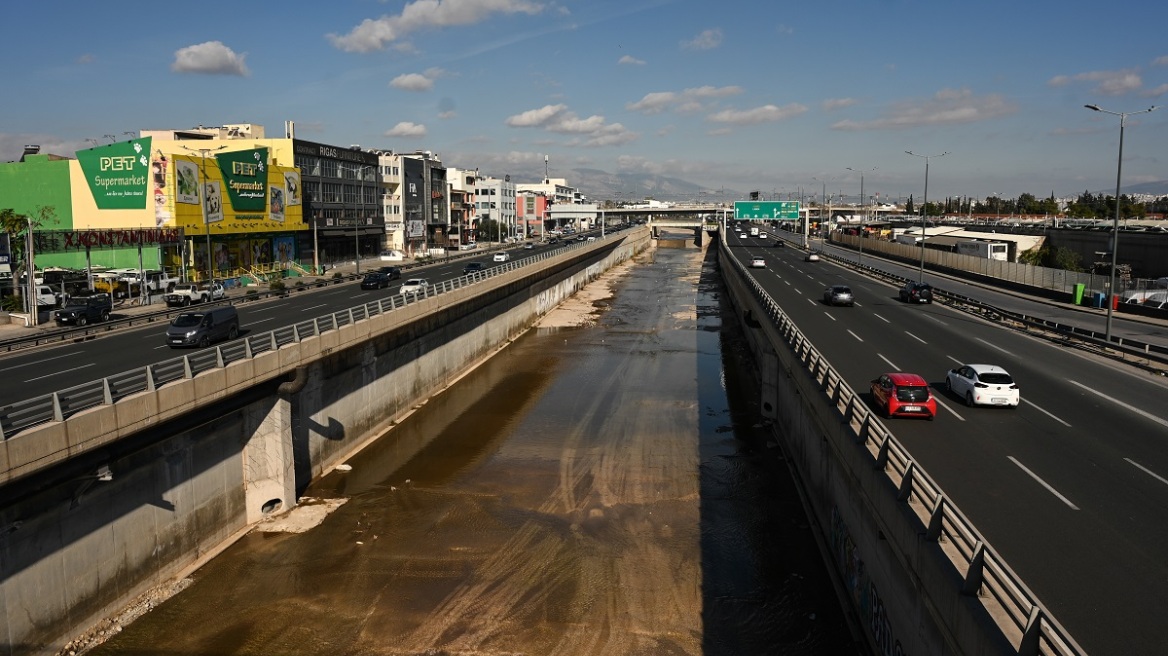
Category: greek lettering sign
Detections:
[
  {"x1": 76, "y1": 137, "x2": 153, "y2": 209},
  {"x1": 215, "y1": 148, "x2": 268, "y2": 212},
  {"x1": 734, "y1": 201, "x2": 800, "y2": 220}
]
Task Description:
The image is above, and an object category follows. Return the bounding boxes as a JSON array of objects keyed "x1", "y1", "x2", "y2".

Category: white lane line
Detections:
[
  {"x1": 352, "y1": 293, "x2": 369, "y2": 299},
  {"x1": 976, "y1": 337, "x2": 1015, "y2": 356},
  {"x1": 824, "y1": 311, "x2": 836, "y2": 321},
  {"x1": 249, "y1": 306, "x2": 277, "y2": 313},
  {"x1": 303, "y1": 304, "x2": 327, "y2": 311},
  {"x1": 878, "y1": 354, "x2": 898, "y2": 370},
  {"x1": 25, "y1": 362, "x2": 97, "y2": 383},
  {"x1": 794, "y1": 288, "x2": 803, "y2": 295},
  {"x1": 1067, "y1": 380, "x2": 1168, "y2": 429},
  {"x1": 872, "y1": 312, "x2": 891, "y2": 324},
  {"x1": 925, "y1": 314, "x2": 948, "y2": 325},
  {"x1": 946, "y1": 355, "x2": 963, "y2": 365},
  {"x1": 1008, "y1": 456, "x2": 1080, "y2": 510},
  {"x1": 853, "y1": 302, "x2": 862, "y2": 308},
  {"x1": 249, "y1": 317, "x2": 275, "y2": 324},
  {"x1": 847, "y1": 330, "x2": 864, "y2": 342},
  {"x1": 1022, "y1": 399, "x2": 1072, "y2": 427},
  {"x1": 904, "y1": 331, "x2": 928, "y2": 344},
  {"x1": 1125, "y1": 458, "x2": 1168, "y2": 487},
  {"x1": 0, "y1": 352, "x2": 76, "y2": 372},
  {"x1": 934, "y1": 396, "x2": 965, "y2": 421}
]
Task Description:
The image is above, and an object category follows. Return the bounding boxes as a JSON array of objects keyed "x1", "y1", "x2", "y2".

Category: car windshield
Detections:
[
  {"x1": 172, "y1": 313, "x2": 205, "y2": 327},
  {"x1": 978, "y1": 373, "x2": 1014, "y2": 385},
  {"x1": 406, "y1": 279, "x2": 425, "y2": 285},
  {"x1": 896, "y1": 386, "x2": 930, "y2": 402}
]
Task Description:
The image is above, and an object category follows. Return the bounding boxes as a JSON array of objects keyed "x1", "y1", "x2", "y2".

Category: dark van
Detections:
[{"x1": 166, "y1": 306, "x2": 240, "y2": 348}]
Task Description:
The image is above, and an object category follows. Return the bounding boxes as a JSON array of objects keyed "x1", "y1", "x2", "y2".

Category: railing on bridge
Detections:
[
  {"x1": 730, "y1": 249, "x2": 1085, "y2": 656},
  {"x1": 0, "y1": 232, "x2": 625, "y2": 440}
]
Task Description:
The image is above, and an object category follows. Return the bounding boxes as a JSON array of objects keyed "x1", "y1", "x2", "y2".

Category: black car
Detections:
[
  {"x1": 900, "y1": 281, "x2": 934, "y2": 304},
  {"x1": 54, "y1": 293, "x2": 113, "y2": 326},
  {"x1": 360, "y1": 272, "x2": 390, "y2": 289},
  {"x1": 462, "y1": 262, "x2": 487, "y2": 275},
  {"x1": 377, "y1": 266, "x2": 402, "y2": 280}
]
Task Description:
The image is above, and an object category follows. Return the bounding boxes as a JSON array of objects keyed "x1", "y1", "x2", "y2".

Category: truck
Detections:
[
  {"x1": 955, "y1": 240, "x2": 1008, "y2": 261},
  {"x1": 749, "y1": 225, "x2": 760, "y2": 237},
  {"x1": 164, "y1": 283, "x2": 225, "y2": 307}
]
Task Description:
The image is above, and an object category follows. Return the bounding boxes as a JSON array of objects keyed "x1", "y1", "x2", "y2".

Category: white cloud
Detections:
[
  {"x1": 707, "y1": 103, "x2": 807, "y2": 125},
  {"x1": 505, "y1": 104, "x2": 637, "y2": 147},
  {"x1": 438, "y1": 110, "x2": 458, "y2": 119},
  {"x1": 626, "y1": 86, "x2": 742, "y2": 114},
  {"x1": 1047, "y1": 69, "x2": 1143, "y2": 96},
  {"x1": 77, "y1": 54, "x2": 95, "y2": 65},
  {"x1": 682, "y1": 28, "x2": 722, "y2": 51},
  {"x1": 1142, "y1": 83, "x2": 1168, "y2": 98},
  {"x1": 618, "y1": 55, "x2": 646, "y2": 65},
  {"x1": 1152, "y1": 55, "x2": 1168, "y2": 67},
  {"x1": 830, "y1": 88, "x2": 1014, "y2": 131},
  {"x1": 776, "y1": 24, "x2": 794, "y2": 36},
  {"x1": 328, "y1": 0, "x2": 545, "y2": 53},
  {"x1": 171, "y1": 41, "x2": 249, "y2": 76},
  {"x1": 391, "y1": 73, "x2": 434, "y2": 91},
  {"x1": 384, "y1": 122, "x2": 428, "y2": 137},
  {"x1": 822, "y1": 97, "x2": 857, "y2": 111}
]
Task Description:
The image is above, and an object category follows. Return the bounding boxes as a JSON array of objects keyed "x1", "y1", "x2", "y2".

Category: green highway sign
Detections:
[{"x1": 734, "y1": 201, "x2": 800, "y2": 220}]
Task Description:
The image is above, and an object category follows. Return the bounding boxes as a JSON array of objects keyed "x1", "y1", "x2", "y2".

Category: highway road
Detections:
[
  {"x1": 727, "y1": 229, "x2": 1168, "y2": 656},
  {"x1": 0, "y1": 236, "x2": 600, "y2": 404}
]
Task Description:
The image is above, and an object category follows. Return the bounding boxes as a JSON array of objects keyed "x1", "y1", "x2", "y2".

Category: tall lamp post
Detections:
[
  {"x1": 339, "y1": 163, "x2": 374, "y2": 274},
  {"x1": 905, "y1": 151, "x2": 948, "y2": 282},
  {"x1": 1084, "y1": 103, "x2": 1159, "y2": 344},
  {"x1": 812, "y1": 176, "x2": 832, "y2": 248},
  {"x1": 182, "y1": 145, "x2": 228, "y2": 284},
  {"x1": 846, "y1": 167, "x2": 876, "y2": 265}
]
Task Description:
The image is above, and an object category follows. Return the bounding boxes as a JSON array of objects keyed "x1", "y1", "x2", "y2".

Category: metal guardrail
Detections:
[
  {"x1": 0, "y1": 233, "x2": 625, "y2": 440},
  {"x1": 730, "y1": 249, "x2": 1085, "y2": 655}
]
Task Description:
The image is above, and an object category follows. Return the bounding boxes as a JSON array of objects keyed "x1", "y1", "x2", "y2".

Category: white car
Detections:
[
  {"x1": 379, "y1": 250, "x2": 405, "y2": 262},
  {"x1": 758, "y1": 232, "x2": 768, "y2": 239},
  {"x1": 945, "y1": 364, "x2": 1020, "y2": 408},
  {"x1": 398, "y1": 278, "x2": 430, "y2": 296},
  {"x1": 493, "y1": 252, "x2": 510, "y2": 262},
  {"x1": 749, "y1": 256, "x2": 766, "y2": 268},
  {"x1": 805, "y1": 252, "x2": 821, "y2": 262}
]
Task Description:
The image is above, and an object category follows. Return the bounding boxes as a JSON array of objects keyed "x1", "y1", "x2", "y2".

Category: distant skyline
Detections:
[{"x1": 2, "y1": 0, "x2": 1166, "y2": 203}]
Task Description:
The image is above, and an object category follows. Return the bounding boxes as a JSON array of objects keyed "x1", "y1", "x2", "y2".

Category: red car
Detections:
[{"x1": 870, "y1": 372, "x2": 937, "y2": 420}]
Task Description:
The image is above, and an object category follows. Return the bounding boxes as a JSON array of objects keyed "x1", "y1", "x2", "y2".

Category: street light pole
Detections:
[
  {"x1": 812, "y1": 176, "x2": 832, "y2": 248},
  {"x1": 182, "y1": 145, "x2": 227, "y2": 284},
  {"x1": 339, "y1": 163, "x2": 374, "y2": 274},
  {"x1": 846, "y1": 167, "x2": 876, "y2": 266},
  {"x1": 1084, "y1": 103, "x2": 1159, "y2": 344},
  {"x1": 905, "y1": 151, "x2": 948, "y2": 283}
]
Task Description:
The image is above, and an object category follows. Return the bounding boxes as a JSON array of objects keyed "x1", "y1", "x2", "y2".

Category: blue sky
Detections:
[{"x1": 3, "y1": 0, "x2": 1167, "y2": 204}]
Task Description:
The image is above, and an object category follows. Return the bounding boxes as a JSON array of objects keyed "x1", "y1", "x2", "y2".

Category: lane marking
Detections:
[
  {"x1": 303, "y1": 304, "x2": 327, "y2": 311},
  {"x1": 946, "y1": 355, "x2": 963, "y2": 365},
  {"x1": 904, "y1": 331, "x2": 928, "y2": 344},
  {"x1": 925, "y1": 314, "x2": 948, "y2": 325},
  {"x1": 25, "y1": 363, "x2": 97, "y2": 383},
  {"x1": 1022, "y1": 399, "x2": 1071, "y2": 427},
  {"x1": 248, "y1": 317, "x2": 275, "y2": 324},
  {"x1": 872, "y1": 312, "x2": 891, "y2": 324},
  {"x1": 878, "y1": 354, "x2": 898, "y2": 370},
  {"x1": 249, "y1": 306, "x2": 277, "y2": 313},
  {"x1": 1125, "y1": 458, "x2": 1168, "y2": 487},
  {"x1": 0, "y1": 353, "x2": 76, "y2": 373},
  {"x1": 1008, "y1": 456, "x2": 1079, "y2": 510},
  {"x1": 824, "y1": 311, "x2": 836, "y2": 321},
  {"x1": 1067, "y1": 380, "x2": 1168, "y2": 429},
  {"x1": 935, "y1": 396, "x2": 965, "y2": 421},
  {"x1": 976, "y1": 337, "x2": 1015, "y2": 356},
  {"x1": 847, "y1": 330, "x2": 864, "y2": 342}
]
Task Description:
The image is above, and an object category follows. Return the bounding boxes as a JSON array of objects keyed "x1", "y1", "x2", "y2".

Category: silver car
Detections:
[{"x1": 823, "y1": 285, "x2": 854, "y2": 306}]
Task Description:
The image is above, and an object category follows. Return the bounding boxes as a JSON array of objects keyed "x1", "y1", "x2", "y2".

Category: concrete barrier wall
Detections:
[
  {"x1": 0, "y1": 230, "x2": 650, "y2": 655},
  {"x1": 719, "y1": 244, "x2": 1015, "y2": 655}
]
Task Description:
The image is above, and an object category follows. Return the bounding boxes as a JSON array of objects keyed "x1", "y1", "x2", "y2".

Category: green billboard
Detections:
[
  {"x1": 76, "y1": 137, "x2": 153, "y2": 209},
  {"x1": 734, "y1": 201, "x2": 800, "y2": 220},
  {"x1": 215, "y1": 148, "x2": 268, "y2": 212}
]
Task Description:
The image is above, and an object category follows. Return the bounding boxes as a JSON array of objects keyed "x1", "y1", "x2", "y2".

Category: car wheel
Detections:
[
  {"x1": 965, "y1": 392, "x2": 975, "y2": 407},
  {"x1": 198, "y1": 336, "x2": 210, "y2": 348},
  {"x1": 183, "y1": 297, "x2": 191, "y2": 306},
  {"x1": 77, "y1": 316, "x2": 88, "y2": 327},
  {"x1": 100, "y1": 311, "x2": 110, "y2": 322},
  {"x1": 228, "y1": 326, "x2": 239, "y2": 339},
  {"x1": 945, "y1": 378, "x2": 953, "y2": 392}
]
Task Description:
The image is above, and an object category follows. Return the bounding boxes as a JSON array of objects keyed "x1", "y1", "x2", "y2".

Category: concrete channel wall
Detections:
[{"x1": 0, "y1": 230, "x2": 650, "y2": 655}]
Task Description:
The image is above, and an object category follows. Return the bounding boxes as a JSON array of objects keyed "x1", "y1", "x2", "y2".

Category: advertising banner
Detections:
[
  {"x1": 175, "y1": 159, "x2": 200, "y2": 205},
  {"x1": 76, "y1": 137, "x2": 153, "y2": 209},
  {"x1": 215, "y1": 148, "x2": 268, "y2": 212},
  {"x1": 269, "y1": 184, "x2": 285, "y2": 223},
  {"x1": 284, "y1": 171, "x2": 301, "y2": 206}
]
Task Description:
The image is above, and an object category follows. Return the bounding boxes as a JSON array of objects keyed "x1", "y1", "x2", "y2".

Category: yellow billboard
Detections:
[{"x1": 163, "y1": 153, "x2": 305, "y2": 235}]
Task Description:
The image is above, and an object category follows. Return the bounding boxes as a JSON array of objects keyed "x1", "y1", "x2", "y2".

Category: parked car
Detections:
[
  {"x1": 379, "y1": 250, "x2": 405, "y2": 262},
  {"x1": 870, "y1": 372, "x2": 936, "y2": 420},
  {"x1": 399, "y1": 278, "x2": 430, "y2": 296},
  {"x1": 377, "y1": 266, "x2": 402, "y2": 280},
  {"x1": 945, "y1": 364, "x2": 1020, "y2": 408},
  {"x1": 823, "y1": 285, "x2": 855, "y2": 306},
  {"x1": 493, "y1": 252, "x2": 510, "y2": 262},
  {"x1": 164, "y1": 283, "x2": 225, "y2": 307},
  {"x1": 462, "y1": 262, "x2": 487, "y2": 275},
  {"x1": 750, "y1": 256, "x2": 766, "y2": 268},
  {"x1": 54, "y1": 293, "x2": 113, "y2": 326},
  {"x1": 805, "y1": 252, "x2": 821, "y2": 262},
  {"x1": 360, "y1": 272, "x2": 390, "y2": 289},
  {"x1": 166, "y1": 305, "x2": 240, "y2": 348},
  {"x1": 899, "y1": 281, "x2": 934, "y2": 304}
]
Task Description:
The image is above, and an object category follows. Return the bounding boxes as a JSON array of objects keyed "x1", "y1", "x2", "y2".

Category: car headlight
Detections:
[{"x1": 185, "y1": 330, "x2": 197, "y2": 338}]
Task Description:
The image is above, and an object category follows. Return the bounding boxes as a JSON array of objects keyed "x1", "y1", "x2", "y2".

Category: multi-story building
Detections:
[
  {"x1": 398, "y1": 151, "x2": 449, "y2": 255},
  {"x1": 475, "y1": 174, "x2": 516, "y2": 243},
  {"x1": 517, "y1": 191, "x2": 551, "y2": 238},
  {"x1": 446, "y1": 167, "x2": 477, "y2": 246}
]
